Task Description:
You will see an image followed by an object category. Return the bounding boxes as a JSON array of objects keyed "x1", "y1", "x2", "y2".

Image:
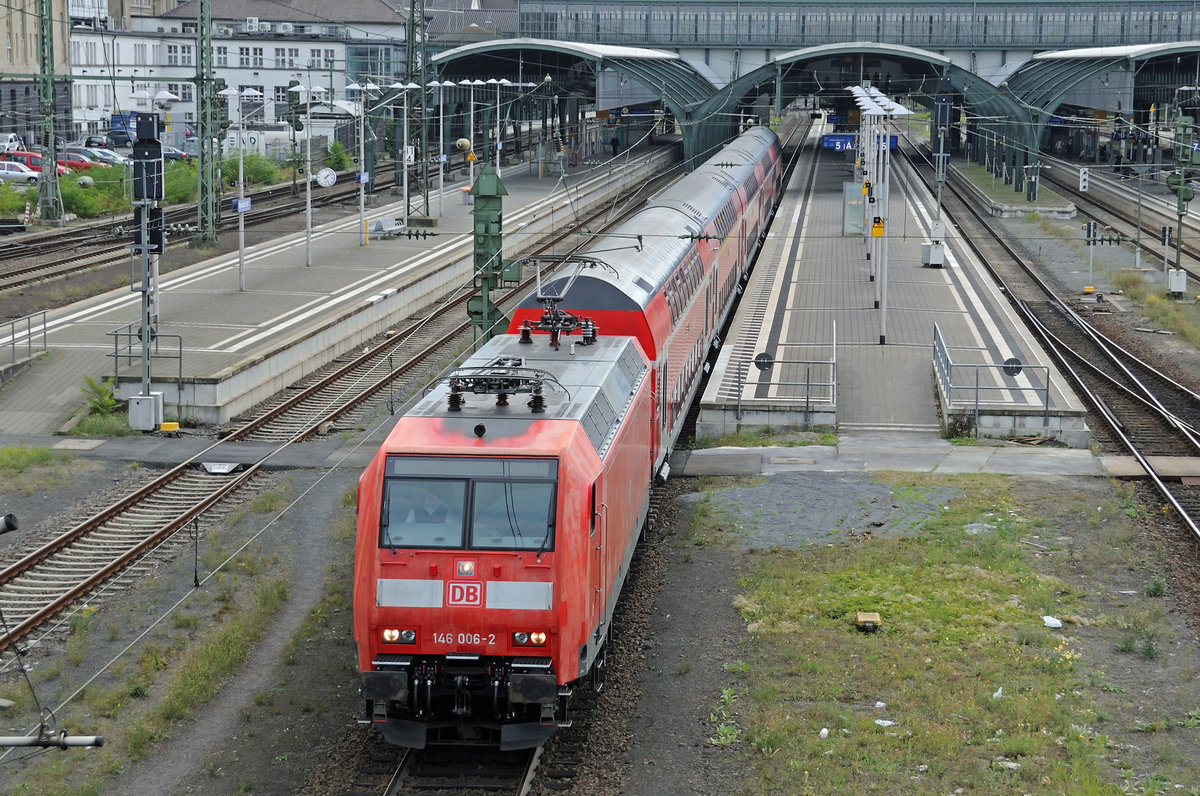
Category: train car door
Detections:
[{"x1": 590, "y1": 478, "x2": 606, "y2": 635}]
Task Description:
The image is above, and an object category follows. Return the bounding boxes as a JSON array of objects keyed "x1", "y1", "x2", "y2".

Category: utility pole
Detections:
[
  {"x1": 194, "y1": 0, "x2": 219, "y2": 244},
  {"x1": 407, "y1": 0, "x2": 430, "y2": 215},
  {"x1": 36, "y1": 0, "x2": 62, "y2": 221}
]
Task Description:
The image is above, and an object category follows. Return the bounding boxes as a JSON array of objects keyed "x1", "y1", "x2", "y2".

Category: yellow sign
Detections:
[
  {"x1": 871, "y1": 218, "x2": 884, "y2": 238},
  {"x1": 466, "y1": 151, "x2": 476, "y2": 162},
  {"x1": 861, "y1": 181, "x2": 870, "y2": 195}
]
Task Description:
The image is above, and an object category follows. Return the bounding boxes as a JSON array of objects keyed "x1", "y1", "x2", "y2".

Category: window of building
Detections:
[
  {"x1": 239, "y1": 46, "x2": 250, "y2": 67},
  {"x1": 252, "y1": 47, "x2": 264, "y2": 68},
  {"x1": 216, "y1": 45, "x2": 227, "y2": 67}
]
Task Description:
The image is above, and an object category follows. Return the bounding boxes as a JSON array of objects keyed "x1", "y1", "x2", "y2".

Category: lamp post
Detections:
[
  {"x1": 346, "y1": 81, "x2": 378, "y2": 245},
  {"x1": 459, "y1": 78, "x2": 485, "y2": 188},
  {"x1": 218, "y1": 86, "x2": 261, "y2": 290},
  {"x1": 288, "y1": 81, "x2": 326, "y2": 266},
  {"x1": 388, "y1": 82, "x2": 420, "y2": 229},
  {"x1": 427, "y1": 79, "x2": 456, "y2": 216},
  {"x1": 487, "y1": 78, "x2": 511, "y2": 177}
]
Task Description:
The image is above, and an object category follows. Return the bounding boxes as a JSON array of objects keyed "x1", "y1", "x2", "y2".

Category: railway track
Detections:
[
  {"x1": 1038, "y1": 157, "x2": 1200, "y2": 281},
  {"x1": 0, "y1": 178, "x2": 378, "y2": 293},
  {"x1": 0, "y1": 155, "x2": 686, "y2": 654},
  {"x1": 899, "y1": 133, "x2": 1200, "y2": 544},
  {"x1": 0, "y1": 146, "x2": 514, "y2": 295},
  {"x1": 381, "y1": 747, "x2": 540, "y2": 794}
]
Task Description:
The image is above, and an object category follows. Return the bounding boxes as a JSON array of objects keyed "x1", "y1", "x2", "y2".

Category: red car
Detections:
[
  {"x1": 57, "y1": 151, "x2": 109, "y2": 171},
  {"x1": 0, "y1": 150, "x2": 70, "y2": 176}
]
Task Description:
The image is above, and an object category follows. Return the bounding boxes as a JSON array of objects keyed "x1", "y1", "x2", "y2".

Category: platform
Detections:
[
  {"x1": 0, "y1": 145, "x2": 681, "y2": 432},
  {"x1": 697, "y1": 121, "x2": 1091, "y2": 447}
]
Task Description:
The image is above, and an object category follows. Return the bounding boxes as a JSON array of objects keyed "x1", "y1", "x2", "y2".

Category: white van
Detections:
[{"x1": 1, "y1": 133, "x2": 23, "y2": 152}]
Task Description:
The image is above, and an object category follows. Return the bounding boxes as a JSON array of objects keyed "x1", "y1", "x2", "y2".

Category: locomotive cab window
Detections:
[{"x1": 380, "y1": 456, "x2": 558, "y2": 552}]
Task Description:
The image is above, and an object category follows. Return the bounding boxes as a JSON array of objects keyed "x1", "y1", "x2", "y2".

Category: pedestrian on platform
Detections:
[{"x1": 610, "y1": 134, "x2": 620, "y2": 157}]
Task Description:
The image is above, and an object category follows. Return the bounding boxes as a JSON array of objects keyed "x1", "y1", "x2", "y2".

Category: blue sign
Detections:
[
  {"x1": 357, "y1": 172, "x2": 370, "y2": 183},
  {"x1": 821, "y1": 134, "x2": 856, "y2": 151},
  {"x1": 232, "y1": 197, "x2": 251, "y2": 213}
]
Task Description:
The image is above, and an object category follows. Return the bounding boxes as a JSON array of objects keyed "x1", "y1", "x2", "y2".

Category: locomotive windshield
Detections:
[{"x1": 380, "y1": 457, "x2": 557, "y2": 552}]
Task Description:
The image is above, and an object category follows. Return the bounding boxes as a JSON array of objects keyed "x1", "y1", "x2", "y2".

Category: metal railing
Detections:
[
  {"x1": 3, "y1": 311, "x2": 47, "y2": 366},
  {"x1": 933, "y1": 322, "x2": 1050, "y2": 435},
  {"x1": 108, "y1": 322, "x2": 183, "y2": 397},
  {"x1": 735, "y1": 322, "x2": 836, "y2": 424}
]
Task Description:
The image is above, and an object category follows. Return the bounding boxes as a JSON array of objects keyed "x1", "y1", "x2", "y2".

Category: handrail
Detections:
[
  {"x1": 933, "y1": 322, "x2": 1051, "y2": 435},
  {"x1": 2, "y1": 310, "x2": 47, "y2": 365}
]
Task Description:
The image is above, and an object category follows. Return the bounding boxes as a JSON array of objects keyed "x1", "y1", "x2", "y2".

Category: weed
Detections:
[{"x1": 1145, "y1": 575, "x2": 1166, "y2": 598}]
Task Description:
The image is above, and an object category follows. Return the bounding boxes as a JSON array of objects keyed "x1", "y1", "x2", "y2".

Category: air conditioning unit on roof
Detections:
[
  {"x1": 245, "y1": 16, "x2": 258, "y2": 32},
  {"x1": 219, "y1": 27, "x2": 233, "y2": 36},
  {"x1": 278, "y1": 22, "x2": 294, "y2": 34},
  {"x1": 258, "y1": 22, "x2": 271, "y2": 33}
]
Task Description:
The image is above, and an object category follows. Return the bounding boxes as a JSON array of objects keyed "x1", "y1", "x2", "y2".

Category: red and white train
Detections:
[{"x1": 353, "y1": 127, "x2": 782, "y2": 749}]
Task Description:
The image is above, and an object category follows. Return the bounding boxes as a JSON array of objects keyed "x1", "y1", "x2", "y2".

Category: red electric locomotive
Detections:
[{"x1": 353, "y1": 127, "x2": 782, "y2": 749}]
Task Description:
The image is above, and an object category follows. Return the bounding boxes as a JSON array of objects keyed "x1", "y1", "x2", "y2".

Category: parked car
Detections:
[
  {"x1": 62, "y1": 145, "x2": 130, "y2": 167},
  {"x1": 105, "y1": 129, "x2": 134, "y2": 149},
  {"x1": 161, "y1": 144, "x2": 189, "y2": 161},
  {"x1": 57, "y1": 152, "x2": 108, "y2": 171},
  {"x1": 0, "y1": 150, "x2": 70, "y2": 175},
  {"x1": 0, "y1": 160, "x2": 39, "y2": 184}
]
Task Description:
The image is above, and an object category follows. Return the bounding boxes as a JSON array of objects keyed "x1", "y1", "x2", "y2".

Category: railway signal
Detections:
[{"x1": 1078, "y1": 167, "x2": 1089, "y2": 192}]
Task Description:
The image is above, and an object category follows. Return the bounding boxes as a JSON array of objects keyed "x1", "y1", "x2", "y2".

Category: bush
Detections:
[
  {"x1": 164, "y1": 159, "x2": 200, "y2": 204},
  {"x1": 60, "y1": 171, "x2": 128, "y2": 218},
  {"x1": 0, "y1": 181, "x2": 36, "y2": 214},
  {"x1": 81, "y1": 375, "x2": 120, "y2": 416},
  {"x1": 327, "y1": 141, "x2": 351, "y2": 171}
]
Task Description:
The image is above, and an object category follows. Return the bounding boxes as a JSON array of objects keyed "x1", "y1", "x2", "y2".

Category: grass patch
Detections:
[
  {"x1": 708, "y1": 472, "x2": 1129, "y2": 792},
  {"x1": 1111, "y1": 269, "x2": 1200, "y2": 346},
  {"x1": 693, "y1": 425, "x2": 837, "y2": 449},
  {"x1": 70, "y1": 413, "x2": 137, "y2": 436},
  {"x1": 0, "y1": 446, "x2": 73, "y2": 477}
]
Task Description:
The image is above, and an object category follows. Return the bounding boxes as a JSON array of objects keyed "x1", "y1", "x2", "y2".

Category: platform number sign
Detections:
[
  {"x1": 448, "y1": 581, "x2": 482, "y2": 606},
  {"x1": 1078, "y1": 167, "x2": 1089, "y2": 192}
]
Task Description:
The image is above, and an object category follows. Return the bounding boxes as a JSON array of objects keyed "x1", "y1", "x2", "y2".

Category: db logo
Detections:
[{"x1": 448, "y1": 581, "x2": 482, "y2": 606}]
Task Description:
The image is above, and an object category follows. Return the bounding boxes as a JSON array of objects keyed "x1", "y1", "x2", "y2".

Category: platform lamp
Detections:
[
  {"x1": 459, "y1": 78, "x2": 486, "y2": 188},
  {"x1": 487, "y1": 78, "x2": 512, "y2": 177},
  {"x1": 218, "y1": 86, "x2": 262, "y2": 290},
  {"x1": 387, "y1": 81, "x2": 420, "y2": 229},
  {"x1": 346, "y1": 81, "x2": 379, "y2": 245},
  {"x1": 287, "y1": 81, "x2": 327, "y2": 266},
  {"x1": 427, "y1": 79, "x2": 457, "y2": 216}
]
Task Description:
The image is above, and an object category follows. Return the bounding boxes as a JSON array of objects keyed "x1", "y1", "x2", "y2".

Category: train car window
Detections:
[
  {"x1": 470, "y1": 480, "x2": 557, "y2": 551},
  {"x1": 380, "y1": 478, "x2": 467, "y2": 549}
]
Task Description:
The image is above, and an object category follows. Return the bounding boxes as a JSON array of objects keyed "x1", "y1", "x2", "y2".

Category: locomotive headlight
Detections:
[
  {"x1": 513, "y1": 632, "x2": 529, "y2": 645},
  {"x1": 456, "y1": 559, "x2": 476, "y2": 577},
  {"x1": 513, "y1": 631, "x2": 547, "y2": 646},
  {"x1": 382, "y1": 628, "x2": 417, "y2": 644},
  {"x1": 530, "y1": 631, "x2": 547, "y2": 646}
]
